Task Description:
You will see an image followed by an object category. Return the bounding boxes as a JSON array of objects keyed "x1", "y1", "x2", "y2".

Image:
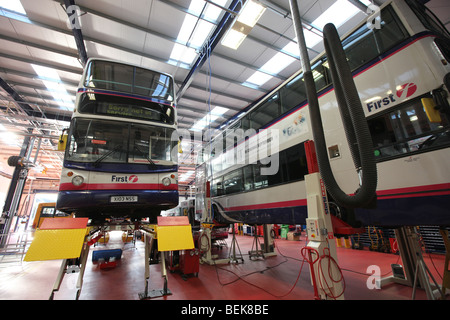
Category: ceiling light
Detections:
[
  {"x1": 221, "y1": 0, "x2": 266, "y2": 50},
  {"x1": 221, "y1": 28, "x2": 248, "y2": 50},
  {"x1": 237, "y1": 0, "x2": 266, "y2": 28}
]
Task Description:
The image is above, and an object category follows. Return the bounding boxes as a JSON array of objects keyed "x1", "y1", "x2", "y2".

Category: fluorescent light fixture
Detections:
[
  {"x1": 237, "y1": 0, "x2": 266, "y2": 28},
  {"x1": 221, "y1": 28, "x2": 248, "y2": 50},
  {"x1": 32, "y1": 64, "x2": 74, "y2": 110},
  {"x1": 221, "y1": 0, "x2": 266, "y2": 50},
  {"x1": 0, "y1": 0, "x2": 26, "y2": 14},
  {"x1": 312, "y1": 0, "x2": 360, "y2": 31}
]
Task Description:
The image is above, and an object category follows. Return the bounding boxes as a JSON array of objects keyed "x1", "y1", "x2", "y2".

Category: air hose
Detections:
[{"x1": 302, "y1": 23, "x2": 378, "y2": 208}]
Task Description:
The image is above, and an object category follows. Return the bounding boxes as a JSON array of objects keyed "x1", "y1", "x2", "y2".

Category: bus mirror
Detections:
[
  {"x1": 58, "y1": 133, "x2": 68, "y2": 151},
  {"x1": 422, "y1": 97, "x2": 442, "y2": 123}
]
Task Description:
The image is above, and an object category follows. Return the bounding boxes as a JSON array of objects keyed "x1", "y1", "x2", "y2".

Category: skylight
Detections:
[
  {"x1": 221, "y1": 29, "x2": 247, "y2": 50},
  {"x1": 0, "y1": 0, "x2": 26, "y2": 14},
  {"x1": 32, "y1": 64, "x2": 74, "y2": 110},
  {"x1": 190, "y1": 106, "x2": 229, "y2": 132},
  {"x1": 221, "y1": 0, "x2": 266, "y2": 50},
  {"x1": 236, "y1": 0, "x2": 266, "y2": 28},
  {"x1": 210, "y1": 106, "x2": 229, "y2": 116},
  {"x1": 244, "y1": 0, "x2": 369, "y2": 87},
  {"x1": 311, "y1": 0, "x2": 360, "y2": 31},
  {"x1": 245, "y1": 71, "x2": 272, "y2": 87},
  {"x1": 261, "y1": 52, "x2": 296, "y2": 76},
  {"x1": 169, "y1": 0, "x2": 228, "y2": 66}
]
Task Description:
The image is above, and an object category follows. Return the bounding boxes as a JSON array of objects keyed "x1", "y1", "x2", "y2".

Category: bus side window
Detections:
[
  {"x1": 223, "y1": 169, "x2": 244, "y2": 195},
  {"x1": 281, "y1": 74, "x2": 306, "y2": 114},
  {"x1": 368, "y1": 95, "x2": 450, "y2": 160},
  {"x1": 243, "y1": 165, "x2": 254, "y2": 191},
  {"x1": 284, "y1": 144, "x2": 309, "y2": 182},
  {"x1": 251, "y1": 93, "x2": 280, "y2": 131}
]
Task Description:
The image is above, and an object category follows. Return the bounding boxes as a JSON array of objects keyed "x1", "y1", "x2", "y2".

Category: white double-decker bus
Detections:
[
  {"x1": 57, "y1": 58, "x2": 179, "y2": 223},
  {"x1": 196, "y1": 0, "x2": 450, "y2": 227}
]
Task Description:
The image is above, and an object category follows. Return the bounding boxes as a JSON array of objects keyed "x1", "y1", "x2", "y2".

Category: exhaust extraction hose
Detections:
[{"x1": 307, "y1": 23, "x2": 378, "y2": 208}]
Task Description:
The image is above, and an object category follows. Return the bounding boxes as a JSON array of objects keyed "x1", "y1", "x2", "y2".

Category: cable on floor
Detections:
[{"x1": 212, "y1": 239, "x2": 310, "y2": 298}]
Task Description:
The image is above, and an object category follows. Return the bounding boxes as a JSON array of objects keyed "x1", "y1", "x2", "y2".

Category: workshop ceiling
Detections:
[{"x1": 0, "y1": 0, "x2": 448, "y2": 189}]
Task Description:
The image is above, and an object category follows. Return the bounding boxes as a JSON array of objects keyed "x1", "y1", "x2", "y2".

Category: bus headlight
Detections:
[
  {"x1": 162, "y1": 177, "x2": 171, "y2": 186},
  {"x1": 72, "y1": 175, "x2": 84, "y2": 186}
]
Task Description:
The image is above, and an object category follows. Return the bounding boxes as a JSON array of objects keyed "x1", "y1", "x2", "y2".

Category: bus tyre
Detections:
[{"x1": 7, "y1": 156, "x2": 23, "y2": 167}]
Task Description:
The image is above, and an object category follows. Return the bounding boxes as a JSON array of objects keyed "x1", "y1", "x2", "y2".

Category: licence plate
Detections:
[{"x1": 110, "y1": 196, "x2": 138, "y2": 203}]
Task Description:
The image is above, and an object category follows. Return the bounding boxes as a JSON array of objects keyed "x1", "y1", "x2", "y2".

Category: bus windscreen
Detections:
[{"x1": 84, "y1": 60, "x2": 174, "y2": 102}]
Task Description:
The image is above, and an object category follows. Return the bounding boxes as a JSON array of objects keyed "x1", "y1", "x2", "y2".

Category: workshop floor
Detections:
[{"x1": 0, "y1": 230, "x2": 447, "y2": 302}]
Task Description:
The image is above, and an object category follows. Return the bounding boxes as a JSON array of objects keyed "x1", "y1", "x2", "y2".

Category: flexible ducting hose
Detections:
[{"x1": 306, "y1": 23, "x2": 377, "y2": 208}]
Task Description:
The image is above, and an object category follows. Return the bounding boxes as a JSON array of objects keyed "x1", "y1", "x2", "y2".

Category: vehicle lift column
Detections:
[
  {"x1": 198, "y1": 182, "x2": 229, "y2": 265},
  {"x1": 304, "y1": 140, "x2": 344, "y2": 300},
  {"x1": 380, "y1": 226, "x2": 445, "y2": 300},
  {"x1": 139, "y1": 216, "x2": 195, "y2": 299}
]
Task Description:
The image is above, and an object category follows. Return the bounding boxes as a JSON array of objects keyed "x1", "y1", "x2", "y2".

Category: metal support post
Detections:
[
  {"x1": 380, "y1": 227, "x2": 416, "y2": 287},
  {"x1": 380, "y1": 226, "x2": 444, "y2": 300},
  {"x1": 139, "y1": 229, "x2": 172, "y2": 299},
  {"x1": 160, "y1": 251, "x2": 170, "y2": 296},
  {"x1": 411, "y1": 255, "x2": 443, "y2": 300},
  {"x1": 49, "y1": 259, "x2": 69, "y2": 300},
  {"x1": 229, "y1": 224, "x2": 243, "y2": 264},
  {"x1": 0, "y1": 135, "x2": 34, "y2": 247},
  {"x1": 75, "y1": 242, "x2": 90, "y2": 300},
  {"x1": 249, "y1": 225, "x2": 264, "y2": 260}
]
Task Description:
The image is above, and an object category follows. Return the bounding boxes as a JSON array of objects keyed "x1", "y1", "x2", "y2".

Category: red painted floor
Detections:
[{"x1": 0, "y1": 230, "x2": 447, "y2": 302}]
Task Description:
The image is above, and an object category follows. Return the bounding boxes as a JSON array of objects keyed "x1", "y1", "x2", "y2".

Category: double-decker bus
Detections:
[
  {"x1": 56, "y1": 58, "x2": 179, "y2": 223},
  {"x1": 196, "y1": 0, "x2": 450, "y2": 228}
]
